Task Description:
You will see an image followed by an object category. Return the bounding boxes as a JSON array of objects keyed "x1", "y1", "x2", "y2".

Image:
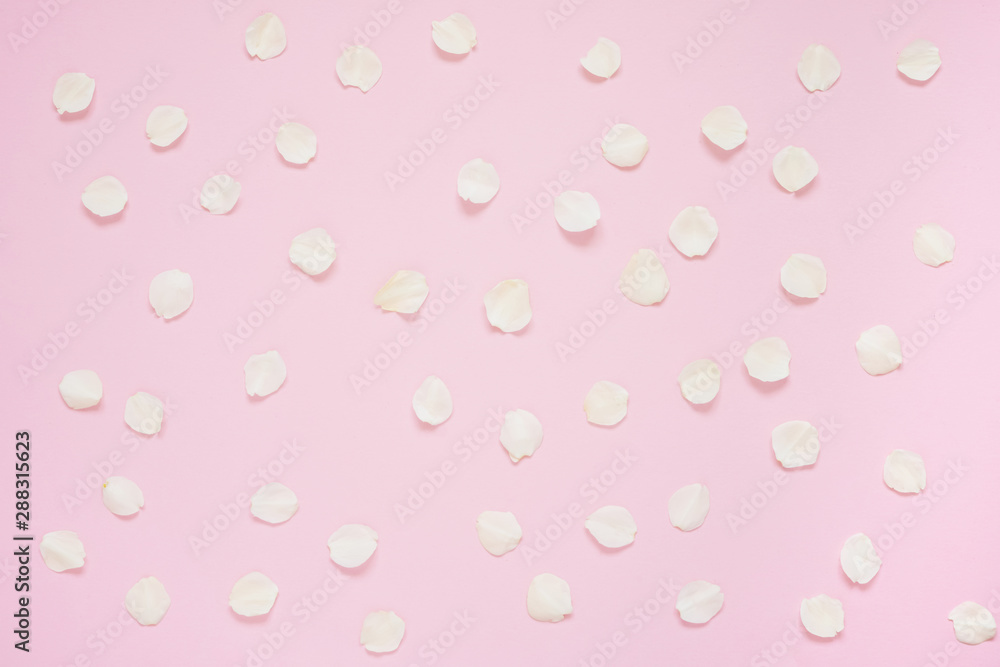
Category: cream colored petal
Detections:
[
  {"x1": 584, "y1": 380, "x2": 628, "y2": 426},
  {"x1": 82, "y1": 176, "x2": 127, "y2": 217},
  {"x1": 40, "y1": 531, "x2": 85, "y2": 572},
  {"x1": 412, "y1": 375, "x2": 453, "y2": 425},
  {"x1": 360, "y1": 611, "x2": 405, "y2": 653},
  {"x1": 289, "y1": 228, "x2": 336, "y2": 276},
  {"x1": 500, "y1": 409, "x2": 543, "y2": 462},
  {"x1": 200, "y1": 174, "x2": 241, "y2": 214},
  {"x1": 476, "y1": 511, "x2": 522, "y2": 556},
  {"x1": 669, "y1": 206, "x2": 718, "y2": 257},
  {"x1": 797, "y1": 44, "x2": 841, "y2": 92},
  {"x1": 337, "y1": 46, "x2": 382, "y2": 92},
  {"x1": 883, "y1": 449, "x2": 926, "y2": 493},
  {"x1": 53, "y1": 72, "x2": 95, "y2": 115},
  {"x1": 668, "y1": 483, "x2": 710, "y2": 531},
  {"x1": 59, "y1": 369, "x2": 102, "y2": 409},
  {"x1": 229, "y1": 571, "x2": 279, "y2": 617},
  {"x1": 245, "y1": 13, "x2": 286, "y2": 60},
  {"x1": 780, "y1": 253, "x2": 827, "y2": 298},
  {"x1": 431, "y1": 13, "x2": 477, "y2": 54},
  {"x1": 527, "y1": 573, "x2": 572, "y2": 622},
  {"x1": 484, "y1": 279, "x2": 531, "y2": 332},
  {"x1": 276, "y1": 122, "x2": 317, "y2": 164},
  {"x1": 146, "y1": 106, "x2": 188, "y2": 147},
  {"x1": 773, "y1": 146, "x2": 818, "y2": 192},
  {"x1": 840, "y1": 533, "x2": 881, "y2": 584},
  {"x1": 701, "y1": 105, "x2": 747, "y2": 150},
  {"x1": 855, "y1": 325, "x2": 902, "y2": 376},
  {"x1": 327, "y1": 524, "x2": 379, "y2": 568},
  {"x1": 124, "y1": 391, "x2": 164, "y2": 434},
  {"x1": 949, "y1": 602, "x2": 997, "y2": 645},
  {"x1": 374, "y1": 270, "x2": 429, "y2": 314},
  {"x1": 744, "y1": 337, "x2": 791, "y2": 382},
  {"x1": 554, "y1": 190, "x2": 600, "y2": 232},
  {"x1": 602, "y1": 124, "x2": 648, "y2": 167},
  {"x1": 619, "y1": 249, "x2": 669, "y2": 305},
  {"x1": 898, "y1": 40, "x2": 941, "y2": 81},
  {"x1": 244, "y1": 350, "x2": 286, "y2": 397},
  {"x1": 677, "y1": 359, "x2": 720, "y2": 405},
  {"x1": 580, "y1": 37, "x2": 621, "y2": 78},
  {"x1": 771, "y1": 420, "x2": 820, "y2": 468},
  {"x1": 913, "y1": 223, "x2": 955, "y2": 267},
  {"x1": 676, "y1": 581, "x2": 724, "y2": 623},
  {"x1": 250, "y1": 482, "x2": 298, "y2": 523},
  {"x1": 800, "y1": 594, "x2": 844, "y2": 638},
  {"x1": 457, "y1": 158, "x2": 500, "y2": 204},
  {"x1": 102, "y1": 476, "x2": 144, "y2": 516},
  {"x1": 585, "y1": 505, "x2": 637, "y2": 548},
  {"x1": 125, "y1": 577, "x2": 171, "y2": 625},
  {"x1": 149, "y1": 269, "x2": 193, "y2": 319}
]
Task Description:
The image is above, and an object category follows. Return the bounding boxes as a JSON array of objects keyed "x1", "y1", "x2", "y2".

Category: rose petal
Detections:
[
  {"x1": 744, "y1": 337, "x2": 791, "y2": 382},
  {"x1": 337, "y1": 46, "x2": 382, "y2": 92},
  {"x1": 800, "y1": 594, "x2": 844, "y2": 638},
  {"x1": 245, "y1": 13, "x2": 286, "y2": 60},
  {"x1": 883, "y1": 449, "x2": 926, "y2": 493},
  {"x1": 327, "y1": 524, "x2": 379, "y2": 568},
  {"x1": 855, "y1": 325, "x2": 902, "y2": 376},
  {"x1": 40, "y1": 531, "x2": 85, "y2": 572},
  {"x1": 103, "y1": 476, "x2": 144, "y2": 516},
  {"x1": 250, "y1": 482, "x2": 298, "y2": 523},
  {"x1": 360, "y1": 611, "x2": 405, "y2": 653},
  {"x1": 200, "y1": 174, "x2": 241, "y2": 215},
  {"x1": 580, "y1": 37, "x2": 621, "y2": 78},
  {"x1": 59, "y1": 369, "x2": 103, "y2": 409},
  {"x1": 412, "y1": 375, "x2": 453, "y2": 425},
  {"x1": 771, "y1": 420, "x2": 820, "y2": 468},
  {"x1": 585, "y1": 505, "x2": 637, "y2": 548},
  {"x1": 554, "y1": 190, "x2": 600, "y2": 232},
  {"x1": 53, "y1": 72, "x2": 95, "y2": 115},
  {"x1": 149, "y1": 269, "x2": 193, "y2": 319},
  {"x1": 619, "y1": 249, "x2": 669, "y2": 305},
  {"x1": 840, "y1": 533, "x2": 882, "y2": 584},
  {"x1": 527, "y1": 573, "x2": 572, "y2": 622},
  {"x1": 668, "y1": 483, "x2": 710, "y2": 531},
  {"x1": 676, "y1": 581, "x2": 724, "y2": 623},
  {"x1": 701, "y1": 105, "x2": 748, "y2": 150},
  {"x1": 457, "y1": 158, "x2": 500, "y2": 203},
  {"x1": 276, "y1": 122, "x2": 317, "y2": 164},
  {"x1": 602, "y1": 124, "x2": 648, "y2": 167},
  {"x1": 244, "y1": 350, "x2": 286, "y2": 397},
  {"x1": 484, "y1": 279, "x2": 531, "y2": 332},
  {"x1": 584, "y1": 380, "x2": 628, "y2": 426},
  {"x1": 124, "y1": 391, "x2": 164, "y2": 434},
  {"x1": 476, "y1": 511, "x2": 522, "y2": 556},
  {"x1": 898, "y1": 39, "x2": 941, "y2": 81},
  {"x1": 500, "y1": 409, "x2": 543, "y2": 462},
  {"x1": 669, "y1": 206, "x2": 718, "y2": 257},
  {"x1": 125, "y1": 577, "x2": 171, "y2": 626},
  {"x1": 773, "y1": 146, "x2": 819, "y2": 192},
  {"x1": 780, "y1": 253, "x2": 827, "y2": 298},
  {"x1": 374, "y1": 270, "x2": 429, "y2": 314},
  {"x1": 797, "y1": 44, "x2": 841, "y2": 92},
  {"x1": 677, "y1": 359, "x2": 721, "y2": 405},
  {"x1": 146, "y1": 106, "x2": 188, "y2": 147},
  {"x1": 229, "y1": 572, "x2": 279, "y2": 617},
  {"x1": 82, "y1": 176, "x2": 127, "y2": 217},
  {"x1": 949, "y1": 602, "x2": 997, "y2": 645},
  {"x1": 432, "y1": 13, "x2": 477, "y2": 54},
  {"x1": 289, "y1": 228, "x2": 336, "y2": 276},
  {"x1": 913, "y1": 223, "x2": 955, "y2": 267}
]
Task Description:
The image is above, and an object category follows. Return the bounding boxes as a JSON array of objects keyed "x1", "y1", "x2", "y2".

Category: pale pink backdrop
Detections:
[{"x1": 1, "y1": 0, "x2": 999, "y2": 665}]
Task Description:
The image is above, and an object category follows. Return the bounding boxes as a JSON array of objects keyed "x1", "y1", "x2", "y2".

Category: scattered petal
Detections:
[
  {"x1": 840, "y1": 533, "x2": 881, "y2": 584},
  {"x1": 289, "y1": 228, "x2": 336, "y2": 276},
  {"x1": 585, "y1": 505, "x2": 637, "y2": 548},
  {"x1": 360, "y1": 611, "x2": 405, "y2": 653},
  {"x1": 476, "y1": 511, "x2": 522, "y2": 556},
  {"x1": 676, "y1": 581, "x2": 724, "y2": 623},
  {"x1": 40, "y1": 531, "x2": 85, "y2": 572},
  {"x1": 883, "y1": 449, "x2": 926, "y2": 493},
  {"x1": 245, "y1": 13, "x2": 286, "y2": 60},
  {"x1": 580, "y1": 37, "x2": 621, "y2": 78},
  {"x1": 797, "y1": 44, "x2": 841, "y2": 92},
  {"x1": 500, "y1": 409, "x2": 543, "y2": 462},
  {"x1": 913, "y1": 223, "x2": 955, "y2": 267},
  {"x1": 855, "y1": 325, "x2": 902, "y2": 376},
  {"x1": 58, "y1": 369, "x2": 102, "y2": 409},
  {"x1": 457, "y1": 158, "x2": 500, "y2": 203},
  {"x1": 780, "y1": 253, "x2": 827, "y2": 298},
  {"x1": 53, "y1": 72, "x2": 95, "y2": 114},
  {"x1": 619, "y1": 249, "x2": 669, "y2": 305},
  {"x1": 584, "y1": 380, "x2": 628, "y2": 426},
  {"x1": 771, "y1": 420, "x2": 820, "y2": 468},
  {"x1": 432, "y1": 13, "x2": 477, "y2": 54},
  {"x1": 146, "y1": 105, "x2": 187, "y2": 147},
  {"x1": 124, "y1": 391, "x2": 164, "y2": 434},
  {"x1": 744, "y1": 337, "x2": 791, "y2": 382},
  {"x1": 276, "y1": 122, "x2": 317, "y2": 164},
  {"x1": 554, "y1": 190, "x2": 600, "y2": 232},
  {"x1": 484, "y1": 279, "x2": 531, "y2": 332},
  {"x1": 701, "y1": 105, "x2": 748, "y2": 150},
  {"x1": 125, "y1": 577, "x2": 171, "y2": 626},
  {"x1": 374, "y1": 270, "x2": 429, "y2": 313},
  {"x1": 250, "y1": 482, "x2": 298, "y2": 523},
  {"x1": 949, "y1": 602, "x2": 997, "y2": 645},
  {"x1": 328, "y1": 524, "x2": 379, "y2": 568},
  {"x1": 668, "y1": 483, "x2": 710, "y2": 531},
  {"x1": 677, "y1": 359, "x2": 720, "y2": 405},
  {"x1": 669, "y1": 206, "x2": 718, "y2": 257},
  {"x1": 527, "y1": 573, "x2": 572, "y2": 622},
  {"x1": 102, "y1": 476, "x2": 144, "y2": 516},
  {"x1": 337, "y1": 46, "x2": 382, "y2": 92},
  {"x1": 773, "y1": 146, "x2": 819, "y2": 192},
  {"x1": 800, "y1": 594, "x2": 844, "y2": 638},
  {"x1": 244, "y1": 350, "x2": 287, "y2": 397},
  {"x1": 602, "y1": 124, "x2": 648, "y2": 167},
  {"x1": 82, "y1": 176, "x2": 127, "y2": 217},
  {"x1": 148, "y1": 269, "x2": 193, "y2": 319},
  {"x1": 898, "y1": 39, "x2": 941, "y2": 81},
  {"x1": 199, "y1": 174, "x2": 241, "y2": 215},
  {"x1": 412, "y1": 375, "x2": 453, "y2": 425},
  {"x1": 229, "y1": 572, "x2": 279, "y2": 617}
]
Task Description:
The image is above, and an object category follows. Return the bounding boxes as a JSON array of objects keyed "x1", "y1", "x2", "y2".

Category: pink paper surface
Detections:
[{"x1": 2, "y1": 0, "x2": 999, "y2": 665}]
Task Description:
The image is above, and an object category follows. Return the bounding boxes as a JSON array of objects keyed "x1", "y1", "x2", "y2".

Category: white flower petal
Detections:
[
  {"x1": 289, "y1": 228, "x2": 336, "y2": 276},
  {"x1": 800, "y1": 594, "x2": 844, "y2": 638},
  {"x1": 327, "y1": 524, "x2": 379, "y2": 568},
  {"x1": 527, "y1": 573, "x2": 572, "y2": 622},
  {"x1": 669, "y1": 206, "x2": 718, "y2": 257},
  {"x1": 199, "y1": 174, "x2": 241, "y2": 215},
  {"x1": 602, "y1": 123, "x2": 648, "y2": 167},
  {"x1": 619, "y1": 249, "x2": 669, "y2": 305},
  {"x1": 432, "y1": 13, "x2": 477, "y2": 54},
  {"x1": 457, "y1": 158, "x2": 500, "y2": 203},
  {"x1": 772, "y1": 146, "x2": 819, "y2": 192},
  {"x1": 668, "y1": 483, "x2": 710, "y2": 531},
  {"x1": 771, "y1": 420, "x2": 820, "y2": 468},
  {"x1": 500, "y1": 409, "x2": 543, "y2": 462},
  {"x1": 360, "y1": 610, "x2": 405, "y2": 653},
  {"x1": 554, "y1": 190, "x2": 600, "y2": 232},
  {"x1": 102, "y1": 476, "x2": 144, "y2": 516},
  {"x1": 40, "y1": 531, "x2": 85, "y2": 572},
  {"x1": 146, "y1": 105, "x2": 188, "y2": 147},
  {"x1": 676, "y1": 581, "x2": 724, "y2": 624},
  {"x1": 913, "y1": 223, "x2": 955, "y2": 267},
  {"x1": 148, "y1": 269, "x2": 193, "y2": 319},
  {"x1": 82, "y1": 176, "x2": 127, "y2": 217},
  {"x1": 250, "y1": 482, "x2": 298, "y2": 523},
  {"x1": 124, "y1": 391, "x2": 164, "y2": 434},
  {"x1": 125, "y1": 577, "x2": 171, "y2": 626},
  {"x1": 276, "y1": 122, "x2": 317, "y2": 164},
  {"x1": 898, "y1": 39, "x2": 941, "y2": 81},
  {"x1": 59, "y1": 369, "x2": 102, "y2": 409},
  {"x1": 476, "y1": 511, "x2": 522, "y2": 556},
  {"x1": 337, "y1": 46, "x2": 382, "y2": 92},
  {"x1": 744, "y1": 337, "x2": 791, "y2": 382},
  {"x1": 412, "y1": 375, "x2": 453, "y2": 425},
  {"x1": 701, "y1": 105, "x2": 748, "y2": 150},
  {"x1": 949, "y1": 602, "x2": 997, "y2": 645},
  {"x1": 484, "y1": 279, "x2": 531, "y2": 332},
  {"x1": 780, "y1": 253, "x2": 827, "y2": 298},
  {"x1": 840, "y1": 533, "x2": 882, "y2": 584},
  {"x1": 584, "y1": 380, "x2": 628, "y2": 426},
  {"x1": 883, "y1": 449, "x2": 926, "y2": 493},
  {"x1": 245, "y1": 13, "x2": 286, "y2": 60},
  {"x1": 677, "y1": 359, "x2": 720, "y2": 404},
  {"x1": 797, "y1": 44, "x2": 841, "y2": 92},
  {"x1": 585, "y1": 505, "x2": 637, "y2": 548},
  {"x1": 580, "y1": 37, "x2": 621, "y2": 78},
  {"x1": 53, "y1": 72, "x2": 94, "y2": 115},
  {"x1": 229, "y1": 572, "x2": 279, "y2": 617},
  {"x1": 374, "y1": 270, "x2": 429, "y2": 313},
  {"x1": 244, "y1": 350, "x2": 287, "y2": 397},
  {"x1": 855, "y1": 325, "x2": 902, "y2": 376}
]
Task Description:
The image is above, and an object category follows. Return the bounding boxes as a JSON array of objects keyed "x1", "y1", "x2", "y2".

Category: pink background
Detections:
[{"x1": 2, "y1": 0, "x2": 999, "y2": 665}]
